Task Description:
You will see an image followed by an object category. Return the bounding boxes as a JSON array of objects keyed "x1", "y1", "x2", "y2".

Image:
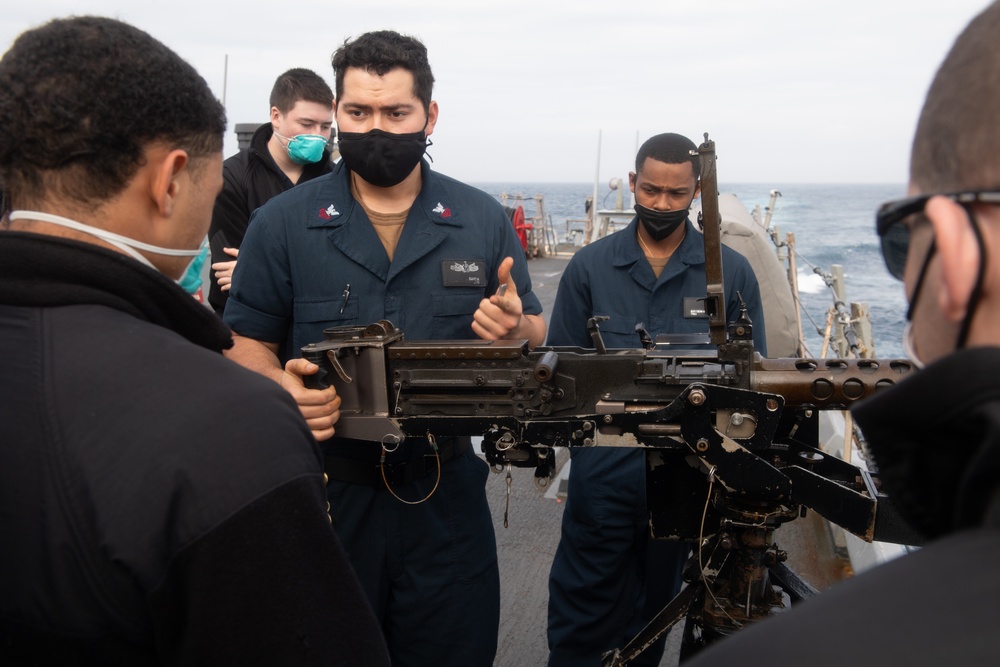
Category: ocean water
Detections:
[{"x1": 474, "y1": 182, "x2": 909, "y2": 359}]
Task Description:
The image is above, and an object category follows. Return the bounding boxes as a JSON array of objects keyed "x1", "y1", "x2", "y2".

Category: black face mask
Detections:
[
  {"x1": 337, "y1": 128, "x2": 428, "y2": 188},
  {"x1": 635, "y1": 203, "x2": 688, "y2": 241}
]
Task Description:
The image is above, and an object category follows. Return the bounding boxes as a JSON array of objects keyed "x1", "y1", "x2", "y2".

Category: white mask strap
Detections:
[{"x1": 9, "y1": 210, "x2": 202, "y2": 270}]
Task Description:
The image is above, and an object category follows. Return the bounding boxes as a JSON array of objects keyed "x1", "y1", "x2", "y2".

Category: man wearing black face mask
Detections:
[
  {"x1": 223, "y1": 29, "x2": 545, "y2": 667},
  {"x1": 546, "y1": 132, "x2": 766, "y2": 667}
]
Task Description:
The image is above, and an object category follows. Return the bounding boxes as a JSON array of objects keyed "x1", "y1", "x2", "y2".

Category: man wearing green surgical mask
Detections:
[
  {"x1": 208, "y1": 67, "x2": 335, "y2": 316},
  {"x1": 0, "y1": 17, "x2": 389, "y2": 665}
]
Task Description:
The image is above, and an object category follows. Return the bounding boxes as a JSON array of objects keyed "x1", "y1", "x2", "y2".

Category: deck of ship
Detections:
[{"x1": 485, "y1": 253, "x2": 849, "y2": 667}]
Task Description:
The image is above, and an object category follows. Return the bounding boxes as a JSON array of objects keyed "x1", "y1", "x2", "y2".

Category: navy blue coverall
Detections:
[{"x1": 226, "y1": 159, "x2": 543, "y2": 667}]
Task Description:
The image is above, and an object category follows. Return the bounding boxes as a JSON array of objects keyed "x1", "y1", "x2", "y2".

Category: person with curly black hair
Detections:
[{"x1": 0, "y1": 16, "x2": 389, "y2": 666}]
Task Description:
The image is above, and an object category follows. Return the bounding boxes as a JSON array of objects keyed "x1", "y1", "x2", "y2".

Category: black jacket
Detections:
[
  {"x1": 0, "y1": 232, "x2": 389, "y2": 666},
  {"x1": 684, "y1": 348, "x2": 1000, "y2": 665},
  {"x1": 208, "y1": 123, "x2": 332, "y2": 315}
]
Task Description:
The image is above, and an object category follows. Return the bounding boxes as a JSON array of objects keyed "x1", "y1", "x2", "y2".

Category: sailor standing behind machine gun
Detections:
[
  {"x1": 546, "y1": 132, "x2": 767, "y2": 667},
  {"x1": 222, "y1": 29, "x2": 546, "y2": 667}
]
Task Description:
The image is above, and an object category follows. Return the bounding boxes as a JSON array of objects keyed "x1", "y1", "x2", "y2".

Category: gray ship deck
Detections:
[{"x1": 486, "y1": 254, "x2": 848, "y2": 667}]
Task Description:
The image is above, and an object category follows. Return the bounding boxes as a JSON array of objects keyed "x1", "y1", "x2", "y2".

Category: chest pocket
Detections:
[
  {"x1": 432, "y1": 290, "x2": 483, "y2": 316},
  {"x1": 592, "y1": 314, "x2": 641, "y2": 349},
  {"x1": 293, "y1": 296, "x2": 358, "y2": 325},
  {"x1": 431, "y1": 289, "x2": 483, "y2": 336}
]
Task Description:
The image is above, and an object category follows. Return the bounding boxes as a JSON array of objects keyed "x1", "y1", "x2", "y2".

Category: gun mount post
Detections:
[{"x1": 697, "y1": 134, "x2": 727, "y2": 347}]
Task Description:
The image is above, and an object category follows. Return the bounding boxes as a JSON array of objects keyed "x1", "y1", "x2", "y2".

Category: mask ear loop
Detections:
[
  {"x1": 901, "y1": 218, "x2": 938, "y2": 368},
  {"x1": 904, "y1": 237, "x2": 937, "y2": 322},
  {"x1": 904, "y1": 204, "x2": 988, "y2": 358},
  {"x1": 954, "y1": 204, "x2": 988, "y2": 349},
  {"x1": 419, "y1": 113, "x2": 434, "y2": 163}
]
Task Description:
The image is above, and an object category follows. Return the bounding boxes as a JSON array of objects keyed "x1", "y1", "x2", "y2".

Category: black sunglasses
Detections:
[{"x1": 875, "y1": 190, "x2": 1000, "y2": 280}]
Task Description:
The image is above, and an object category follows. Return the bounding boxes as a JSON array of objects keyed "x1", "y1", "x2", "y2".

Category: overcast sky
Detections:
[{"x1": 1, "y1": 1, "x2": 994, "y2": 184}]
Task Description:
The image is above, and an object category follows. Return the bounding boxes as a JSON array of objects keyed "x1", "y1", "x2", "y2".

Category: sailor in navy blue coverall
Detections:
[
  {"x1": 224, "y1": 30, "x2": 546, "y2": 667},
  {"x1": 226, "y1": 157, "x2": 543, "y2": 666},
  {"x1": 546, "y1": 133, "x2": 767, "y2": 667}
]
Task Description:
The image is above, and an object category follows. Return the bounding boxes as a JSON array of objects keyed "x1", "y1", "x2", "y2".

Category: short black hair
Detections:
[
  {"x1": 910, "y1": 2, "x2": 1000, "y2": 192},
  {"x1": 269, "y1": 68, "x2": 334, "y2": 114},
  {"x1": 635, "y1": 133, "x2": 700, "y2": 181},
  {"x1": 331, "y1": 30, "x2": 435, "y2": 112},
  {"x1": 0, "y1": 16, "x2": 227, "y2": 209}
]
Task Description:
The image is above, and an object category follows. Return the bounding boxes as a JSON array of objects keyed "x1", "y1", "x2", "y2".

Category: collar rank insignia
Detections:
[
  {"x1": 318, "y1": 203, "x2": 339, "y2": 220},
  {"x1": 432, "y1": 202, "x2": 452, "y2": 218}
]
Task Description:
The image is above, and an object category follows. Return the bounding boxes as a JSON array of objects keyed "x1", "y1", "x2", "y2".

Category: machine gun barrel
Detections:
[{"x1": 750, "y1": 355, "x2": 914, "y2": 406}]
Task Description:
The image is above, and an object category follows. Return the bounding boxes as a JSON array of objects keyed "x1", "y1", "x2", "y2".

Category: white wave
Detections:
[{"x1": 796, "y1": 271, "x2": 827, "y2": 294}]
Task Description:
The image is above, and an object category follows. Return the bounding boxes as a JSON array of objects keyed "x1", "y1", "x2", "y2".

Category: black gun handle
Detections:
[{"x1": 302, "y1": 349, "x2": 329, "y2": 390}]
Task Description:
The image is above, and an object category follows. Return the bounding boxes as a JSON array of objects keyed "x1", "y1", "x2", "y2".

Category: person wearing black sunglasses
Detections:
[
  {"x1": 876, "y1": 189, "x2": 1000, "y2": 363},
  {"x1": 684, "y1": 3, "x2": 1000, "y2": 665}
]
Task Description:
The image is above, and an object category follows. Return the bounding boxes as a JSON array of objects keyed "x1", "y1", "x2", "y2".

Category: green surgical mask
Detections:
[
  {"x1": 275, "y1": 131, "x2": 328, "y2": 165},
  {"x1": 177, "y1": 241, "x2": 209, "y2": 294}
]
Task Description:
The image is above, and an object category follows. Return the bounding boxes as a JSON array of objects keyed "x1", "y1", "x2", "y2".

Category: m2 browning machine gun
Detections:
[
  {"x1": 302, "y1": 136, "x2": 923, "y2": 664},
  {"x1": 302, "y1": 319, "x2": 919, "y2": 660}
]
